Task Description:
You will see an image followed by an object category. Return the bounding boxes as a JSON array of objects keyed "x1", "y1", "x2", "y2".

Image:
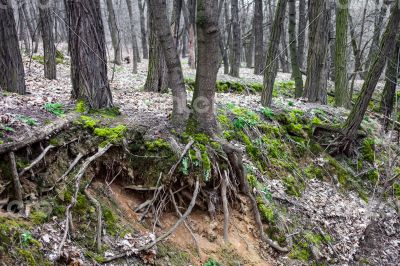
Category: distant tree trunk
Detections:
[
  {"x1": 184, "y1": 0, "x2": 196, "y2": 69},
  {"x1": 105, "y1": 0, "x2": 122, "y2": 65},
  {"x1": 253, "y1": 0, "x2": 264, "y2": 75},
  {"x1": 39, "y1": 0, "x2": 57, "y2": 80},
  {"x1": 261, "y1": 0, "x2": 288, "y2": 107},
  {"x1": 280, "y1": 27, "x2": 290, "y2": 73},
  {"x1": 365, "y1": 0, "x2": 388, "y2": 72},
  {"x1": 65, "y1": 0, "x2": 113, "y2": 109},
  {"x1": 342, "y1": 2, "x2": 400, "y2": 141},
  {"x1": 229, "y1": 0, "x2": 241, "y2": 77},
  {"x1": 190, "y1": 0, "x2": 220, "y2": 133},
  {"x1": 0, "y1": 0, "x2": 26, "y2": 94},
  {"x1": 334, "y1": 0, "x2": 349, "y2": 107},
  {"x1": 126, "y1": 0, "x2": 139, "y2": 74},
  {"x1": 138, "y1": 0, "x2": 149, "y2": 59},
  {"x1": 20, "y1": 0, "x2": 36, "y2": 52},
  {"x1": 149, "y1": 0, "x2": 189, "y2": 128},
  {"x1": 182, "y1": 28, "x2": 187, "y2": 57},
  {"x1": 303, "y1": 0, "x2": 329, "y2": 104},
  {"x1": 17, "y1": 1, "x2": 30, "y2": 53},
  {"x1": 328, "y1": 3, "x2": 336, "y2": 81},
  {"x1": 172, "y1": 0, "x2": 183, "y2": 46},
  {"x1": 288, "y1": 0, "x2": 303, "y2": 98},
  {"x1": 297, "y1": 0, "x2": 306, "y2": 69},
  {"x1": 144, "y1": 5, "x2": 168, "y2": 93},
  {"x1": 380, "y1": 35, "x2": 400, "y2": 128}
]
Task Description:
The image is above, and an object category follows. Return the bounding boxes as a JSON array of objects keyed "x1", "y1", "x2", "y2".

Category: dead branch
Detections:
[
  {"x1": 103, "y1": 178, "x2": 200, "y2": 263},
  {"x1": 57, "y1": 144, "x2": 112, "y2": 260},
  {"x1": 221, "y1": 170, "x2": 229, "y2": 243},
  {"x1": 19, "y1": 145, "x2": 55, "y2": 177},
  {"x1": 56, "y1": 152, "x2": 85, "y2": 183},
  {"x1": 168, "y1": 139, "x2": 194, "y2": 177},
  {"x1": 0, "y1": 113, "x2": 79, "y2": 154},
  {"x1": 8, "y1": 152, "x2": 23, "y2": 203},
  {"x1": 124, "y1": 185, "x2": 159, "y2": 191}
]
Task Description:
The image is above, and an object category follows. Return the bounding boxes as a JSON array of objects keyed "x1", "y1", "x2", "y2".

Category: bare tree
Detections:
[
  {"x1": 253, "y1": 0, "x2": 263, "y2": 75},
  {"x1": 125, "y1": 0, "x2": 139, "y2": 73},
  {"x1": 39, "y1": 0, "x2": 57, "y2": 80},
  {"x1": 105, "y1": 0, "x2": 122, "y2": 65},
  {"x1": 288, "y1": 0, "x2": 303, "y2": 98},
  {"x1": 229, "y1": 0, "x2": 241, "y2": 77},
  {"x1": 138, "y1": 0, "x2": 149, "y2": 59}
]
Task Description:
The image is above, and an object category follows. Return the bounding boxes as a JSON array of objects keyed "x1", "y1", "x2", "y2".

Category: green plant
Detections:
[
  {"x1": 17, "y1": 115, "x2": 38, "y2": 126},
  {"x1": 261, "y1": 107, "x2": 274, "y2": 119},
  {"x1": 44, "y1": 102, "x2": 64, "y2": 116},
  {"x1": 204, "y1": 258, "x2": 220, "y2": 266}
]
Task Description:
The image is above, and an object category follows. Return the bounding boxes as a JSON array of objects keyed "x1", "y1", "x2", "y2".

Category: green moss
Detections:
[
  {"x1": 85, "y1": 251, "x2": 106, "y2": 263},
  {"x1": 283, "y1": 175, "x2": 304, "y2": 197},
  {"x1": 103, "y1": 207, "x2": 118, "y2": 236},
  {"x1": 393, "y1": 182, "x2": 400, "y2": 198},
  {"x1": 17, "y1": 249, "x2": 36, "y2": 266},
  {"x1": 305, "y1": 165, "x2": 324, "y2": 180},
  {"x1": 247, "y1": 174, "x2": 258, "y2": 188},
  {"x1": 94, "y1": 125, "x2": 127, "y2": 145},
  {"x1": 89, "y1": 107, "x2": 121, "y2": 118},
  {"x1": 363, "y1": 170, "x2": 379, "y2": 183},
  {"x1": 217, "y1": 113, "x2": 232, "y2": 128},
  {"x1": 30, "y1": 211, "x2": 48, "y2": 225},
  {"x1": 78, "y1": 115, "x2": 98, "y2": 130},
  {"x1": 31, "y1": 55, "x2": 44, "y2": 65},
  {"x1": 74, "y1": 193, "x2": 89, "y2": 215},
  {"x1": 75, "y1": 100, "x2": 87, "y2": 113},
  {"x1": 204, "y1": 258, "x2": 221, "y2": 266},
  {"x1": 158, "y1": 243, "x2": 191, "y2": 265},
  {"x1": 251, "y1": 83, "x2": 263, "y2": 92},
  {"x1": 289, "y1": 242, "x2": 311, "y2": 261},
  {"x1": 223, "y1": 130, "x2": 235, "y2": 141},
  {"x1": 257, "y1": 197, "x2": 275, "y2": 224},
  {"x1": 56, "y1": 50, "x2": 64, "y2": 60},
  {"x1": 145, "y1": 139, "x2": 171, "y2": 152},
  {"x1": 361, "y1": 138, "x2": 375, "y2": 163}
]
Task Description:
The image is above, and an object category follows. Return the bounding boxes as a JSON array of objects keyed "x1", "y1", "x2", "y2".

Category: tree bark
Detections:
[
  {"x1": 253, "y1": 0, "x2": 264, "y2": 75},
  {"x1": 149, "y1": 0, "x2": 189, "y2": 128},
  {"x1": 342, "y1": 1, "x2": 400, "y2": 141},
  {"x1": 65, "y1": 0, "x2": 113, "y2": 109},
  {"x1": 190, "y1": 0, "x2": 220, "y2": 133},
  {"x1": 172, "y1": 0, "x2": 183, "y2": 46},
  {"x1": 105, "y1": 0, "x2": 122, "y2": 65},
  {"x1": 0, "y1": 0, "x2": 26, "y2": 94},
  {"x1": 229, "y1": 0, "x2": 241, "y2": 77},
  {"x1": 138, "y1": 0, "x2": 149, "y2": 59},
  {"x1": 303, "y1": 0, "x2": 330, "y2": 104},
  {"x1": 39, "y1": 0, "x2": 57, "y2": 80},
  {"x1": 186, "y1": 0, "x2": 197, "y2": 69},
  {"x1": 334, "y1": 0, "x2": 349, "y2": 107},
  {"x1": 261, "y1": 0, "x2": 288, "y2": 107},
  {"x1": 288, "y1": 0, "x2": 303, "y2": 98},
  {"x1": 297, "y1": 0, "x2": 306, "y2": 69},
  {"x1": 17, "y1": 1, "x2": 30, "y2": 53},
  {"x1": 125, "y1": 0, "x2": 139, "y2": 74}
]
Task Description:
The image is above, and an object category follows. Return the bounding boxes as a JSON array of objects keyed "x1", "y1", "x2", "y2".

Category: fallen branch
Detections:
[
  {"x1": 8, "y1": 152, "x2": 23, "y2": 203},
  {"x1": 57, "y1": 144, "x2": 112, "y2": 260},
  {"x1": 56, "y1": 152, "x2": 84, "y2": 183},
  {"x1": 103, "y1": 178, "x2": 200, "y2": 263},
  {"x1": 19, "y1": 145, "x2": 55, "y2": 177}
]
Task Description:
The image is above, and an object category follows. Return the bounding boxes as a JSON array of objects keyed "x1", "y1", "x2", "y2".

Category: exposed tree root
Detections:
[
  {"x1": 19, "y1": 144, "x2": 55, "y2": 177},
  {"x1": 57, "y1": 144, "x2": 112, "y2": 260},
  {"x1": 84, "y1": 188, "x2": 102, "y2": 252},
  {"x1": 56, "y1": 152, "x2": 85, "y2": 183},
  {"x1": 168, "y1": 139, "x2": 194, "y2": 178},
  {"x1": 8, "y1": 152, "x2": 23, "y2": 204},
  {"x1": 221, "y1": 170, "x2": 230, "y2": 243}
]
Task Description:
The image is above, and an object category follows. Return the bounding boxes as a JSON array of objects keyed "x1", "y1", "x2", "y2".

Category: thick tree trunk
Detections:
[
  {"x1": 253, "y1": 0, "x2": 264, "y2": 75},
  {"x1": 0, "y1": 0, "x2": 26, "y2": 94},
  {"x1": 261, "y1": 0, "x2": 288, "y2": 107},
  {"x1": 105, "y1": 0, "x2": 122, "y2": 65},
  {"x1": 288, "y1": 0, "x2": 303, "y2": 98},
  {"x1": 380, "y1": 35, "x2": 400, "y2": 127},
  {"x1": 149, "y1": 0, "x2": 189, "y2": 128},
  {"x1": 65, "y1": 0, "x2": 113, "y2": 109},
  {"x1": 39, "y1": 0, "x2": 57, "y2": 80},
  {"x1": 144, "y1": 6, "x2": 168, "y2": 93},
  {"x1": 342, "y1": 2, "x2": 400, "y2": 140},
  {"x1": 229, "y1": 0, "x2": 241, "y2": 77},
  {"x1": 303, "y1": 0, "x2": 330, "y2": 104},
  {"x1": 190, "y1": 0, "x2": 220, "y2": 133},
  {"x1": 125, "y1": 0, "x2": 139, "y2": 74},
  {"x1": 334, "y1": 0, "x2": 349, "y2": 107},
  {"x1": 138, "y1": 0, "x2": 149, "y2": 59},
  {"x1": 297, "y1": 0, "x2": 306, "y2": 69}
]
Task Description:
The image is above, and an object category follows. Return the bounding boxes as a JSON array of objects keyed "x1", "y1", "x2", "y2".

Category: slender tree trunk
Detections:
[
  {"x1": 190, "y1": 0, "x2": 220, "y2": 133},
  {"x1": 303, "y1": 0, "x2": 330, "y2": 104},
  {"x1": 280, "y1": 27, "x2": 290, "y2": 73},
  {"x1": 297, "y1": 0, "x2": 306, "y2": 69},
  {"x1": 334, "y1": 0, "x2": 349, "y2": 107},
  {"x1": 39, "y1": 0, "x2": 57, "y2": 80},
  {"x1": 229, "y1": 0, "x2": 241, "y2": 77},
  {"x1": 126, "y1": 0, "x2": 139, "y2": 74},
  {"x1": 144, "y1": 5, "x2": 168, "y2": 93},
  {"x1": 149, "y1": 0, "x2": 189, "y2": 128},
  {"x1": 380, "y1": 35, "x2": 400, "y2": 127},
  {"x1": 328, "y1": 3, "x2": 336, "y2": 81},
  {"x1": 172, "y1": 0, "x2": 183, "y2": 46},
  {"x1": 288, "y1": 0, "x2": 303, "y2": 98},
  {"x1": 0, "y1": 0, "x2": 26, "y2": 94},
  {"x1": 186, "y1": 0, "x2": 196, "y2": 69},
  {"x1": 65, "y1": 0, "x2": 113, "y2": 109},
  {"x1": 182, "y1": 27, "x2": 187, "y2": 57},
  {"x1": 342, "y1": 2, "x2": 400, "y2": 141},
  {"x1": 105, "y1": 0, "x2": 122, "y2": 65},
  {"x1": 261, "y1": 0, "x2": 288, "y2": 107},
  {"x1": 138, "y1": 0, "x2": 149, "y2": 59},
  {"x1": 253, "y1": 0, "x2": 264, "y2": 74},
  {"x1": 17, "y1": 1, "x2": 30, "y2": 53}
]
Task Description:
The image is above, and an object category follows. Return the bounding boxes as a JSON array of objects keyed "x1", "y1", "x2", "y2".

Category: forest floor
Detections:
[{"x1": 0, "y1": 48, "x2": 399, "y2": 266}]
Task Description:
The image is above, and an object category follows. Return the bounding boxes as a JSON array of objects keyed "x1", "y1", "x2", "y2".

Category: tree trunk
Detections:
[
  {"x1": 334, "y1": 0, "x2": 349, "y2": 107},
  {"x1": 297, "y1": 0, "x2": 306, "y2": 69},
  {"x1": 186, "y1": 0, "x2": 196, "y2": 69},
  {"x1": 17, "y1": 1, "x2": 30, "y2": 53},
  {"x1": 229, "y1": 0, "x2": 241, "y2": 77},
  {"x1": 253, "y1": 0, "x2": 264, "y2": 75},
  {"x1": 65, "y1": 0, "x2": 113, "y2": 109},
  {"x1": 39, "y1": 0, "x2": 57, "y2": 80},
  {"x1": 105, "y1": 0, "x2": 122, "y2": 65},
  {"x1": 172, "y1": 0, "x2": 183, "y2": 46},
  {"x1": 125, "y1": 0, "x2": 139, "y2": 74},
  {"x1": 303, "y1": 0, "x2": 330, "y2": 104},
  {"x1": 0, "y1": 0, "x2": 26, "y2": 94},
  {"x1": 380, "y1": 35, "x2": 400, "y2": 127},
  {"x1": 342, "y1": 1, "x2": 400, "y2": 141},
  {"x1": 144, "y1": 5, "x2": 168, "y2": 93},
  {"x1": 149, "y1": 0, "x2": 189, "y2": 128},
  {"x1": 288, "y1": 0, "x2": 303, "y2": 98},
  {"x1": 280, "y1": 27, "x2": 290, "y2": 73},
  {"x1": 190, "y1": 0, "x2": 220, "y2": 134},
  {"x1": 138, "y1": 0, "x2": 149, "y2": 59},
  {"x1": 261, "y1": 0, "x2": 288, "y2": 107},
  {"x1": 328, "y1": 3, "x2": 336, "y2": 81}
]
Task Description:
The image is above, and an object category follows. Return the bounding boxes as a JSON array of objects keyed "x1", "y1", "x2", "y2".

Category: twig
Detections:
[
  {"x1": 168, "y1": 139, "x2": 194, "y2": 177},
  {"x1": 56, "y1": 152, "x2": 85, "y2": 183},
  {"x1": 57, "y1": 144, "x2": 112, "y2": 259},
  {"x1": 221, "y1": 170, "x2": 230, "y2": 243},
  {"x1": 19, "y1": 145, "x2": 55, "y2": 177},
  {"x1": 8, "y1": 152, "x2": 23, "y2": 203}
]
